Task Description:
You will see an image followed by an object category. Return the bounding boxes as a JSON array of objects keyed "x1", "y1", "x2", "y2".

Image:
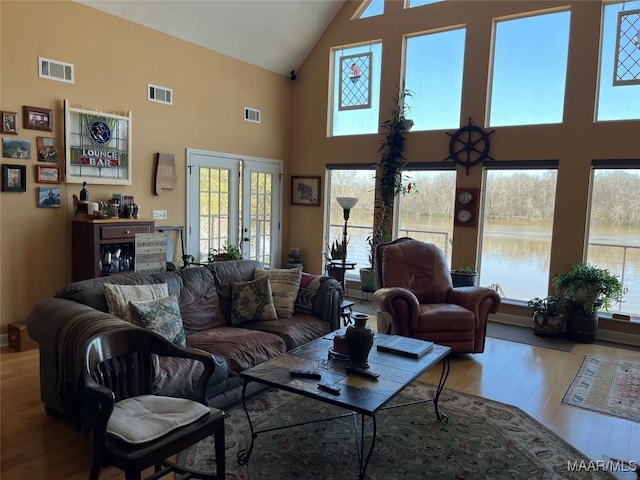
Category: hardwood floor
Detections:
[{"x1": 2, "y1": 337, "x2": 639, "y2": 479}]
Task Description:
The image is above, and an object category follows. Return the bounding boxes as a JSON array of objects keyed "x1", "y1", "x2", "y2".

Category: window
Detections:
[
  {"x1": 407, "y1": 0, "x2": 444, "y2": 8},
  {"x1": 596, "y1": 0, "x2": 640, "y2": 121},
  {"x1": 395, "y1": 168, "x2": 457, "y2": 265},
  {"x1": 479, "y1": 165, "x2": 558, "y2": 301},
  {"x1": 488, "y1": 10, "x2": 571, "y2": 127},
  {"x1": 587, "y1": 165, "x2": 640, "y2": 316},
  {"x1": 326, "y1": 167, "x2": 376, "y2": 279},
  {"x1": 356, "y1": 0, "x2": 384, "y2": 19},
  {"x1": 404, "y1": 28, "x2": 466, "y2": 131},
  {"x1": 330, "y1": 42, "x2": 382, "y2": 136}
]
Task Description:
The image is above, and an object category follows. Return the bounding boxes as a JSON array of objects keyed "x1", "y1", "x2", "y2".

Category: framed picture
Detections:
[
  {"x1": 2, "y1": 137, "x2": 31, "y2": 159},
  {"x1": 291, "y1": 176, "x2": 321, "y2": 207},
  {"x1": 36, "y1": 137, "x2": 58, "y2": 162},
  {"x1": 38, "y1": 187, "x2": 61, "y2": 208},
  {"x1": 36, "y1": 164, "x2": 61, "y2": 184},
  {"x1": 2, "y1": 164, "x2": 27, "y2": 192},
  {"x1": 23, "y1": 105, "x2": 53, "y2": 132},
  {"x1": 64, "y1": 99, "x2": 133, "y2": 185},
  {"x1": 1, "y1": 111, "x2": 18, "y2": 134}
]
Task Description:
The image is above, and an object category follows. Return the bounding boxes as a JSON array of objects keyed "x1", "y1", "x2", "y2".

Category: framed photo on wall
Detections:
[
  {"x1": 2, "y1": 164, "x2": 27, "y2": 192},
  {"x1": 2, "y1": 137, "x2": 31, "y2": 159},
  {"x1": 23, "y1": 106, "x2": 53, "y2": 132},
  {"x1": 291, "y1": 176, "x2": 321, "y2": 207},
  {"x1": 36, "y1": 164, "x2": 61, "y2": 184},
  {"x1": 38, "y1": 187, "x2": 61, "y2": 208},
  {"x1": 36, "y1": 137, "x2": 58, "y2": 162},
  {"x1": 1, "y1": 111, "x2": 18, "y2": 134}
]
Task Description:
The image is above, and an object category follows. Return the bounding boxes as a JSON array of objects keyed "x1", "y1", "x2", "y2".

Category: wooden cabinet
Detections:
[{"x1": 72, "y1": 218, "x2": 155, "y2": 281}]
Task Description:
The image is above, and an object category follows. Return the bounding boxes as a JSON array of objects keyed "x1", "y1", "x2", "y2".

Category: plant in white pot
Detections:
[
  {"x1": 552, "y1": 262, "x2": 624, "y2": 343},
  {"x1": 359, "y1": 231, "x2": 382, "y2": 294},
  {"x1": 527, "y1": 295, "x2": 562, "y2": 337}
]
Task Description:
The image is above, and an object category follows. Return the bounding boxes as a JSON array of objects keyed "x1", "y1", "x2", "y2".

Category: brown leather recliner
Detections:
[{"x1": 372, "y1": 238, "x2": 501, "y2": 353}]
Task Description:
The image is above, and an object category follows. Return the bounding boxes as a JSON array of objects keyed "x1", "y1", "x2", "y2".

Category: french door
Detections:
[{"x1": 186, "y1": 149, "x2": 282, "y2": 267}]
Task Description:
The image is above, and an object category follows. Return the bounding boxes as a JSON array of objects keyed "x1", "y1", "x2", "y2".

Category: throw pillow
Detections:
[
  {"x1": 128, "y1": 294, "x2": 187, "y2": 347},
  {"x1": 230, "y1": 276, "x2": 278, "y2": 326},
  {"x1": 104, "y1": 283, "x2": 169, "y2": 322},
  {"x1": 253, "y1": 267, "x2": 302, "y2": 318}
]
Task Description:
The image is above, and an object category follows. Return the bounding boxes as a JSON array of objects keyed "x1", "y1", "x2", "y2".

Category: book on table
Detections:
[{"x1": 376, "y1": 336, "x2": 434, "y2": 358}]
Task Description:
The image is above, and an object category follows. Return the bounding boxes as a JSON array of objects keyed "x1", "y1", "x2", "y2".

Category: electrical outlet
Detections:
[{"x1": 152, "y1": 210, "x2": 167, "y2": 220}]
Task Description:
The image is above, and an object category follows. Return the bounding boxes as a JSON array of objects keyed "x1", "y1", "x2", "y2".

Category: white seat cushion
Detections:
[{"x1": 106, "y1": 395, "x2": 214, "y2": 444}]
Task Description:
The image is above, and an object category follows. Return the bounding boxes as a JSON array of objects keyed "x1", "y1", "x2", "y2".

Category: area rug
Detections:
[
  {"x1": 179, "y1": 382, "x2": 616, "y2": 479},
  {"x1": 562, "y1": 355, "x2": 640, "y2": 423}
]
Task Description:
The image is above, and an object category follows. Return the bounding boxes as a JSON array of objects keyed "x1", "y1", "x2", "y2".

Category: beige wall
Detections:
[
  {"x1": 290, "y1": 0, "x2": 639, "y2": 323},
  {"x1": 2, "y1": 0, "x2": 638, "y2": 335},
  {"x1": 0, "y1": 1, "x2": 293, "y2": 333}
]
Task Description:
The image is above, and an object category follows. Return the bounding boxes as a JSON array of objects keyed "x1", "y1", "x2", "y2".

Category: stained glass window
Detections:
[
  {"x1": 614, "y1": 8, "x2": 640, "y2": 85},
  {"x1": 339, "y1": 52, "x2": 372, "y2": 110}
]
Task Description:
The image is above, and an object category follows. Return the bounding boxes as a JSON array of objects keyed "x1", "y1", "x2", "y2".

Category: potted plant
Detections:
[
  {"x1": 527, "y1": 296, "x2": 562, "y2": 337},
  {"x1": 375, "y1": 84, "x2": 416, "y2": 244},
  {"x1": 208, "y1": 244, "x2": 242, "y2": 262},
  {"x1": 323, "y1": 237, "x2": 347, "y2": 283},
  {"x1": 359, "y1": 232, "x2": 382, "y2": 294},
  {"x1": 451, "y1": 266, "x2": 478, "y2": 287},
  {"x1": 552, "y1": 262, "x2": 624, "y2": 343}
]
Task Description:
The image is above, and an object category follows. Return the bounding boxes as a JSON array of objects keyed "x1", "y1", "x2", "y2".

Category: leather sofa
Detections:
[
  {"x1": 27, "y1": 260, "x2": 342, "y2": 428},
  {"x1": 372, "y1": 238, "x2": 501, "y2": 353}
]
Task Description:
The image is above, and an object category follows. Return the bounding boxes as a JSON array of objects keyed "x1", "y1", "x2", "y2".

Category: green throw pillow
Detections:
[
  {"x1": 127, "y1": 294, "x2": 187, "y2": 347},
  {"x1": 254, "y1": 267, "x2": 302, "y2": 318},
  {"x1": 230, "y1": 276, "x2": 278, "y2": 326}
]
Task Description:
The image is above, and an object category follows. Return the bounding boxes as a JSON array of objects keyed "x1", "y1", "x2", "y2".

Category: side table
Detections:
[{"x1": 340, "y1": 300, "x2": 355, "y2": 326}]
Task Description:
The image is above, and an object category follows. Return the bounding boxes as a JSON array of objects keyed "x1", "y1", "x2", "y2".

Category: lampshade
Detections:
[{"x1": 336, "y1": 197, "x2": 359, "y2": 210}]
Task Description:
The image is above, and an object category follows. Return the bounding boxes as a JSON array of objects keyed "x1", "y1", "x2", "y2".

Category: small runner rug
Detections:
[
  {"x1": 178, "y1": 382, "x2": 615, "y2": 479},
  {"x1": 562, "y1": 355, "x2": 640, "y2": 423}
]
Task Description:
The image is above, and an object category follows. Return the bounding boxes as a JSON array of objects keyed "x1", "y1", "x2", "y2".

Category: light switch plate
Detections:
[{"x1": 152, "y1": 210, "x2": 167, "y2": 220}]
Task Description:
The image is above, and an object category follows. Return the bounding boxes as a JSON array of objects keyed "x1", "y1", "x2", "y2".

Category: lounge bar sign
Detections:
[{"x1": 64, "y1": 99, "x2": 133, "y2": 185}]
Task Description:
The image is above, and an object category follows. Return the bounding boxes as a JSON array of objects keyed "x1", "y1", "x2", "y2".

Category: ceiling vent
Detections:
[
  {"x1": 39, "y1": 57, "x2": 74, "y2": 84},
  {"x1": 244, "y1": 107, "x2": 261, "y2": 124},
  {"x1": 148, "y1": 84, "x2": 173, "y2": 105}
]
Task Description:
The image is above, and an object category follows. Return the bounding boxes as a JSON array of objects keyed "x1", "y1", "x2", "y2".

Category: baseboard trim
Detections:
[{"x1": 490, "y1": 312, "x2": 640, "y2": 348}]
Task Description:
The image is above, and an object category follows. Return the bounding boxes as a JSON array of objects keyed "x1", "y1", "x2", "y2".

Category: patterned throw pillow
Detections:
[
  {"x1": 230, "y1": 276, "x2": 278, "y2": 326},
  {"x1": 295, "y1": 274, "x2": 325, "y2": 314},
  {"x1": 104, "y1": 283, "x2": 169, "y2": 322},
  {"x1": 127, "y1": 294, "x2": 187, "y2": 347},
  {"x1": 253, "y1": 267, "x2": 302, "y2": 318}
]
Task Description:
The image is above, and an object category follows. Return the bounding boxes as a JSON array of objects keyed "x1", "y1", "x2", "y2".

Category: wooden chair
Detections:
[{"x1": 83, "y1": 327, "x2": 225, "y2": 480}]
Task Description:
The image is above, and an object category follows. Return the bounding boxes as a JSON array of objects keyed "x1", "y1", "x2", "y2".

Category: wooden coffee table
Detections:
[{"x1": 237, "y1": 330, "x2": 451, "y2": 479}]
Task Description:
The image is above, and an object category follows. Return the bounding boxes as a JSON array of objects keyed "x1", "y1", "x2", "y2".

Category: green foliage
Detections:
[
  {"x1": 553, "y1": 262, "x2": 623, "y2": 314},
  {"x1": 378, "y1": 85, "x2": 414, "y2": 209},
  {"x1": 208, "y1": 244, "x2": 242, "y2": 262},
  {"x1": 365, "y1": 230, "x2": 384, "y2": 269},
  {"x1": 323, "y1": 237, "x2": 348, "y2": 262},
  {"x1": 451, "y1": 265, "x2": 477, "y2": 274},
  {"x1": 374, "y1": 84, "x2": 416, "y2": 248},
  {"x1": 527, "y1": 296, "x2": 561, "y2": 319}
]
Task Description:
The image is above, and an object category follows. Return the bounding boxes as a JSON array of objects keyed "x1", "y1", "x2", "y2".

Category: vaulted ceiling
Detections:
[{"x1": 77, "y1": 0, "x2": 346, "y2": 76}]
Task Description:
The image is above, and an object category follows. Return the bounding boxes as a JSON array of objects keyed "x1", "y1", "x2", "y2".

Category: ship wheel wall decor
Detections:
[{"x1": 444, "y1": 117, "x2": 496, "y2": 174}]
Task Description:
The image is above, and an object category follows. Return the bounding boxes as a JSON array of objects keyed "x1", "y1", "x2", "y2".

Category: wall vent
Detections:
[
  {"x1": 148, "y1": 84, "x2": 173, "y2": 105},
  {"x1": 244, "y1": 107, "x2": 261, "y2": 124},
  {"x1": 38, "y1": 57, "x2": 74, "y2": 83}
]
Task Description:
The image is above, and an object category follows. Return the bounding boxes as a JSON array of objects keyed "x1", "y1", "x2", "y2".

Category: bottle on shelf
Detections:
[{"x1": 80, "y1": 182, "x2": 89, "y2": 201}]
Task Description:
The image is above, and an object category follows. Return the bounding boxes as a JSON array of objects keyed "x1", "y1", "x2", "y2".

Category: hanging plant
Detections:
[{"x1": 372, "y1": 84, "x2": 416, "y2": 252}]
